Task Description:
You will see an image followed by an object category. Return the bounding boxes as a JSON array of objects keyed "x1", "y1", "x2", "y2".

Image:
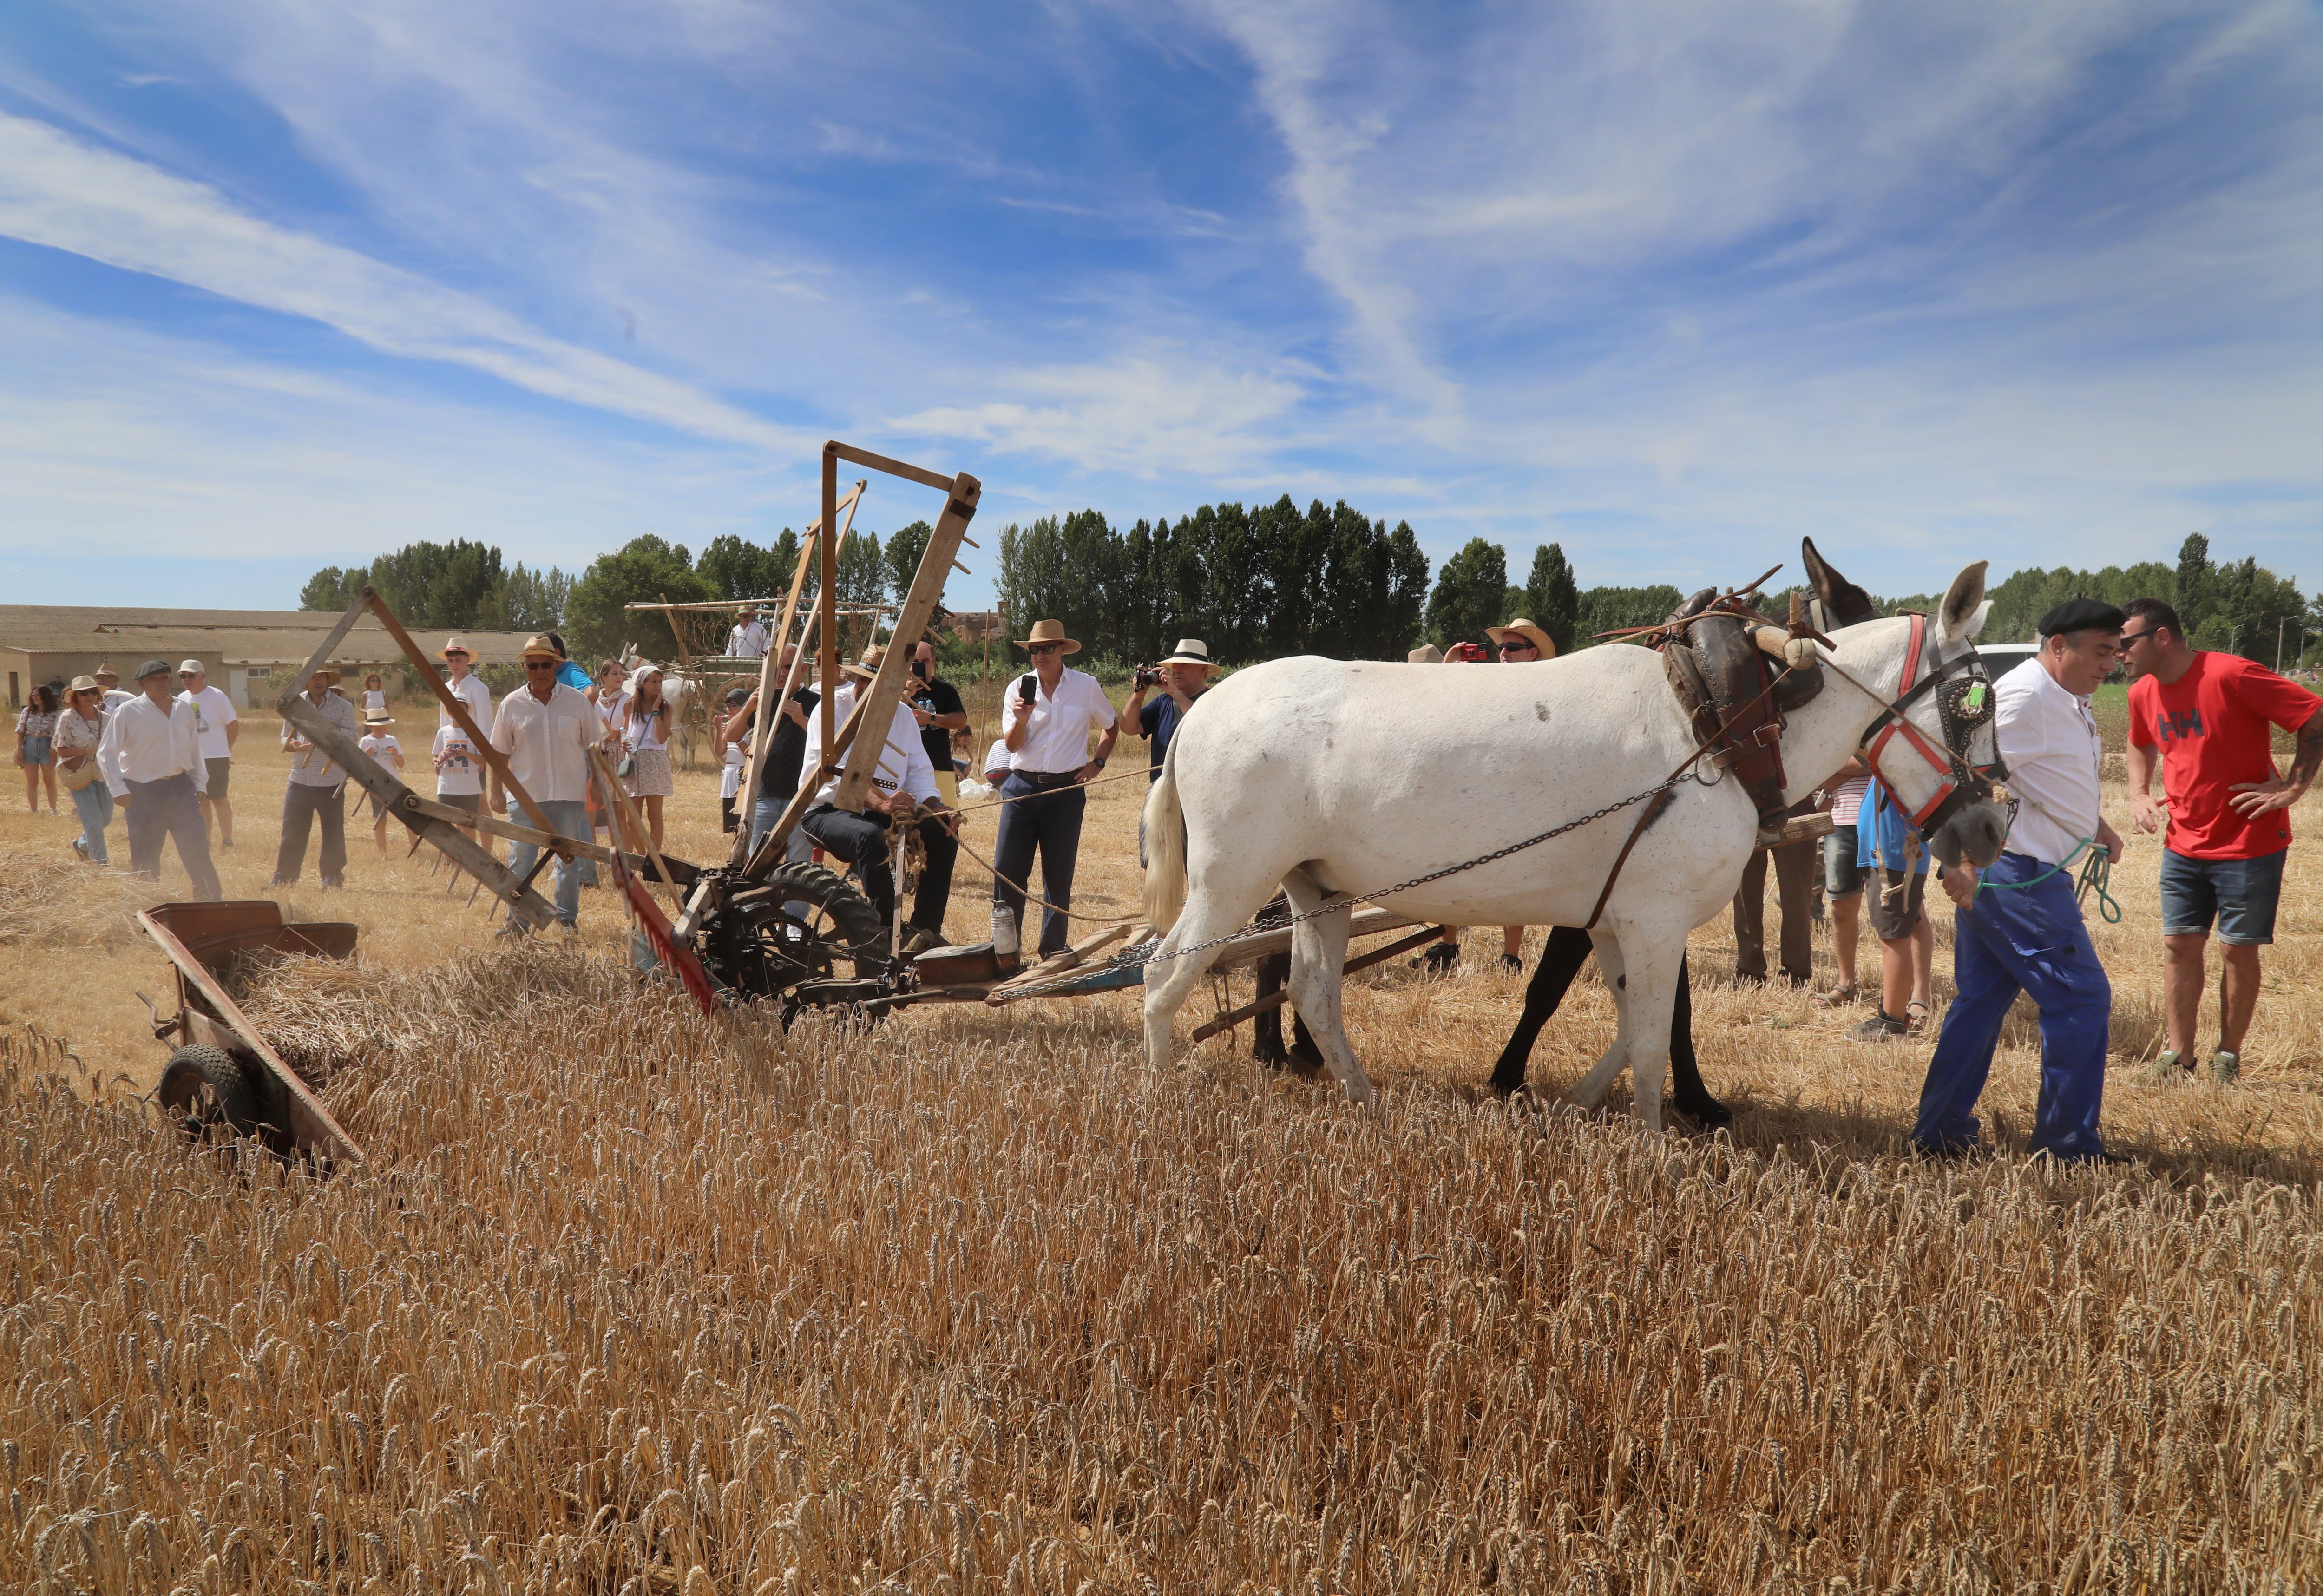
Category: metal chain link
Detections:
[{"x1": 990, "y1": 773, "x2": 1690, "y2": 1000}]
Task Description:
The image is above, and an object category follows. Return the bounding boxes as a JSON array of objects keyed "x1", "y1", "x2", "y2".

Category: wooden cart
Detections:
[{"x1": 138, "y1": 901, "x2": 366, "y2": 1166}]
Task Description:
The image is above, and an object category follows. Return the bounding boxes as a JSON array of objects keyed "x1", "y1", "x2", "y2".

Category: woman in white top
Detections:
[
  {"x1": 54, "y1": 678, "x2": 111, "y2": 863},
  {"x1": 361, "y1": 673, "x2": 389, "y2": 716},
  {"x1": 620, "y1": 663, "x2": 675, "y2": 851}
]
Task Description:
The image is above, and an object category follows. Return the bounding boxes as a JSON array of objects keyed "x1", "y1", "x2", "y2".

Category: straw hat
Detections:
[
  {"x1": 1485, "y1": 618, "x2": 1558, "y2": 659},
  {"x1": 362, "y1": 709, "x2": 395, "y2": 727},
  {"x1": 518, "y1": 634, "x2": 562, "y2": 661},
  {"x1": 1406, "y1": 644, "x2": 1444, "y2": 664},
  {"x1": 842, "y1": 644, "x2": 885, "y2": 683},
  {"x1": 92, "y1": 663, "x2": 119, "y2": 683},
  {"x1": 67, "y1": 675, "x2": 100, "y2": 696},
  {"x1": 303, "y1": 664, "x2": 343, "y2": 685},
  {"x1": 439, "y1": 636, "x2": 478, "y2": 662},
  {"x1": 1013, "y1": 619, "x2": 1081, "y2": 656},
  {"x1": 1155, "y1": 639, "x2": 1221, "y2": 671}
]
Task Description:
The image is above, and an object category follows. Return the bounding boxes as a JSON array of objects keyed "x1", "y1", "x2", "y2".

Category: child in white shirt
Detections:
[
  {"x1": 431, "y1": 723, "x2": 488, "y2": 852},
  {"x1": 358, "y1": 712, "x2": 402, "y2": 857}
]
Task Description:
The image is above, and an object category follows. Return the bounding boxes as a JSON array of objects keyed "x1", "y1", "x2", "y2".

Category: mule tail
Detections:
[{"x1": 1142, "y1": 740, "x2": 1187, "y2": 934}]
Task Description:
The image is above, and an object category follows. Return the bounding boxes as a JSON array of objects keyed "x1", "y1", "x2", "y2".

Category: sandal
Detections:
[
  {"x1": 1904, "y1": 999, "x2": 1933, "y2": 1035},
  {"x1": 1811, "y1": 984, "x2": 1862, "y2": 1009}
]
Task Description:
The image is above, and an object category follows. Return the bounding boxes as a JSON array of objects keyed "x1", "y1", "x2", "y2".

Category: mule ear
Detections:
[
  {"x1": 1937, "y1": 561, "x2": 1989, "y2": 645},
  {"x1": 1802, "y1": 536, "x2": 1880, "y2": 628}
]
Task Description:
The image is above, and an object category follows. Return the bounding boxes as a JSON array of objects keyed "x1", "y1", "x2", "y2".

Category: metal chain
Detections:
[{"x1": 989, "y1": 773, "x2": 1690, "y2": 1000}]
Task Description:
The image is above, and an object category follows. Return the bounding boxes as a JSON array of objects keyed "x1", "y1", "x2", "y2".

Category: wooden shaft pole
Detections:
[
  {"x1": 820, "y1": 444, "x2": 839, "y2": 762},
  {"x1": 1188, "y1": 926, "x2": 1447, "y2": 1044}
]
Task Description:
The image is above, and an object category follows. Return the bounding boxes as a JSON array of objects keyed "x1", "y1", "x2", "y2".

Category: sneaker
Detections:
[
  {"x1": 220, "y1": 838, "x2": 234, "y2": 851},
  {"x1": 1498, "y1": 953, "x2": 1523, "y2": 974},
  {"x1": 70, "y1": 837, "x2": 88, "y2": 860},
  {"x1": 1412, "y1": 942, "x2": 1459, "y2": 975},
  {"x1": 1849, "y1": 1010, "x2": 1909, "y2": 1044},
  {"x1": 2133, "y1": 1050, "x2": 2187, "y2": 1086},
  {"x1": 2210, "y1": 1050, "x2": 2240, "y2": 1084}
]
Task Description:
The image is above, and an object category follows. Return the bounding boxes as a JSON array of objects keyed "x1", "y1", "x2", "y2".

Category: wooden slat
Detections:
[
  {"x1": 983, "y1": 922, "x2": 1135, "y2": 1004},
  {"x1": 1207, "y1": 906, "x2": 1417, "y2": 971},
  {"x1": 827, "y1": 440, "x2": 958, "y2": 494},
  {"x1": 273, "y1": 593, "x2": 375, "y2": 716},
  {"x1": 137, "y1": 908, "x2": 366, "y2": 1165},
  {"x1": 829, "y1": 470, "x2": 979, "y2": 814}
]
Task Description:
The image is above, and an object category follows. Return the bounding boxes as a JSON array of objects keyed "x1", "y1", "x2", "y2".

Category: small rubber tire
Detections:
[
  {"x1": 157, "y1": 1044, "x2": 268, "y2": 1139},
  {"x1": 755, "y1": 861, "x2": 892, "y2": 975}
]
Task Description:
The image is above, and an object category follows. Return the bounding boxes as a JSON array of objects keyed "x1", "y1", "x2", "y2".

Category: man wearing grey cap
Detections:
[
  {"x1": 96, "y1": 659, "x2": 221, "y2": 900},
  {"x1": 1912, "y1": 598, "x2": 2128, "y2": 1163}
]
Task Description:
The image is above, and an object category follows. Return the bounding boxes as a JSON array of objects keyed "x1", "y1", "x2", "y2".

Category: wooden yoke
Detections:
[
  {"x1": 358, "y1": 588, "x2": 564, "y2": 851},
  {"x1": 728, "y1": 479, "x2": 864, "y2": 869},
  {"x1": 828, "y1": 460, "x2": 980, "y2": 814}
]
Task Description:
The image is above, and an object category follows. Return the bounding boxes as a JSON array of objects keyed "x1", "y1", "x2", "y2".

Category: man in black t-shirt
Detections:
[
  {"x1": 906, "y1": 642, "x2": 969, "y2": 804},
  {"x1": 720, "y1": 644, "x2": 821, "y2": 859}
]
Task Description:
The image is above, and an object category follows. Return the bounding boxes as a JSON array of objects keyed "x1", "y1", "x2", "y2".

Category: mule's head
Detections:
[{"x1": 1830, "y1": 559, "x2": 2011, "y2": 870}]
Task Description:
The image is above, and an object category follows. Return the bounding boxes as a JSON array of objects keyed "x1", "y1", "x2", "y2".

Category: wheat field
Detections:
[{"x1": 2, "y1": 686, "x2": 2318, "y2": 1593}]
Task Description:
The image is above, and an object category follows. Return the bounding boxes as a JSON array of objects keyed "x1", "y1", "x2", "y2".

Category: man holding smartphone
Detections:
[{"x1": 991, "y1": 619, "x2": 1119, "y2": 960}]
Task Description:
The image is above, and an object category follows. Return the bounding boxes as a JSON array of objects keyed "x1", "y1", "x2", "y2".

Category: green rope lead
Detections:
[{"x1": 1971, "y1": 836, "x2": 2123, "y2": 923}]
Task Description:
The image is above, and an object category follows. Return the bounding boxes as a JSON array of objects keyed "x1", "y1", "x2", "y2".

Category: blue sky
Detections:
[{"x1": 4, "y1": 0, "x2": 2321, "y2": 612}]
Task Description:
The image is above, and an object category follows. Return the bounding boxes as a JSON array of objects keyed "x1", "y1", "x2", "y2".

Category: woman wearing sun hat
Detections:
[
  {"x1": 55, "y1": 677, "x2": 113, "y2": 863},
  {"x1": 990, "y1": 619, "x2": 1119, "y2": 960},
  {"x1": 619, "y1": 662, "x2": 676, "y2": 854}
]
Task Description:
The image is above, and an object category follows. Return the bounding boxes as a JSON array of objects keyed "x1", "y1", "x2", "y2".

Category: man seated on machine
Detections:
[{"x1": 795, "y1": 646, "x2": 960, "y2": 959}]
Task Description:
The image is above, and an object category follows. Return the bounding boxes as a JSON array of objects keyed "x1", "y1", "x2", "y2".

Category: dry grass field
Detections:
[{"x1": 3, "y1": 678, "x2": 2319, "y2": 1593}]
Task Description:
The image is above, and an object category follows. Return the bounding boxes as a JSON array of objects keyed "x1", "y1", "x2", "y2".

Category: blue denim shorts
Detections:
[{"x1": 2159, "y1": 847, "x2": 2286, "y2": 946}]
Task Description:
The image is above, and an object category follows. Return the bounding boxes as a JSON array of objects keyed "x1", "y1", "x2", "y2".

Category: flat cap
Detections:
[
  {"x1": 2036, "y1": 597, "x2": 2125, "y2": 637},
  {"x1": 135, "y1": 658, "x2": 173, "y2": 681}
]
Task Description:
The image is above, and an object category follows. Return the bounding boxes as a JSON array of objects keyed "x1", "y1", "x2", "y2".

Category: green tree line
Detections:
[
  {"x1": 1878, "y1": 533, "x2": 2315, "y2": 665},
  {"x1": 305, "y1": 524, "x2": 2320, "y2": 679}
]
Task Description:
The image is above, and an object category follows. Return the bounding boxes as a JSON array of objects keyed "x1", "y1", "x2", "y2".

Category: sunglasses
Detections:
[
  {"x1": 524, "y1": 660, "x2": 560, "y2": 671},
  {"x1": 2117, "y1": 629, "x2": 2159, "y2": 645},
  {"x1": 1028, "y1": 643, "x2": 1063, "y2": 655},
  {"x1": 1499, "y1": 640, "x2": 1537, "y2": 654}
]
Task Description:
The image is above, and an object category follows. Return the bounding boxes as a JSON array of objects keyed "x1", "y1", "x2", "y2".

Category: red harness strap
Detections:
[{"x1": 1863, "y1": 613, "x2": 1967, "y2": 828}]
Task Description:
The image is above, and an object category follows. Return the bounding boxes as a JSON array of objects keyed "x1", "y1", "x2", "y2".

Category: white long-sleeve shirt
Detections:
[
  {"x1": 801, "y1": 696, "x2": 938, "y2": 808},
  {"x1": 98, "y1": 693, "x2": 207, "y2": 794},
  {"x1": 728, "y1": 619, "x2": 770, "y2": 657},
  {"x1": 1995, "y1": 658, "x2": 2105, "y2": 866}
]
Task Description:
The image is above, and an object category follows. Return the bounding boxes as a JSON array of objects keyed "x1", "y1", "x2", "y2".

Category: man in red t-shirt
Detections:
[{"x1": 2121, "y1": 598, "x2": 2323, "y2": 1084}]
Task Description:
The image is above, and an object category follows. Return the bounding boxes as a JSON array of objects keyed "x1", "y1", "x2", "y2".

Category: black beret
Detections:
[{"x1": 2037, "y1": 597, "x2": 2125, "y2": 637}]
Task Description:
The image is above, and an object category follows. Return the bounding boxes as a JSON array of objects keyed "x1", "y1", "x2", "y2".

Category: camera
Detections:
[
  {"x1": 1134, "y1": 666, "x2": 1163, "y2": 689},
  {"x1": 1446, "y1": 641, "x2": 1491, "y2": 663}
]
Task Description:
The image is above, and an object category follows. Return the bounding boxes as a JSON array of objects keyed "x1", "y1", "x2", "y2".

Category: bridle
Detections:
[{"x1": 1840, "y1": 612, "x2": 2005, "y2": 837}]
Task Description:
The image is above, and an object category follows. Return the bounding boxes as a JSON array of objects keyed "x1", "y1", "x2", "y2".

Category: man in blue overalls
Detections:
[{"x1": 1913, "y1": 598, "x2": 2129, "y2": 1163}]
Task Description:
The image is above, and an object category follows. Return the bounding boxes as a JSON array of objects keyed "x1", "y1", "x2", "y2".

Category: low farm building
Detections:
[{"x1": 0, "y1": 605, "x2": 538, "y2": 710}]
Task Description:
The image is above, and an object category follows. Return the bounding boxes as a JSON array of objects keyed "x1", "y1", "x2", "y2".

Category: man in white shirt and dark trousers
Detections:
[
  {"x1": 97, "y1": 659, "x2": 222, "y2": 899},
  {"x1": 798, "y1": 647, "x2": 959, "y2": 956},
  {"x1": 1913, "y1": 598, "x2": 2129, "y2": 1163},
  {"x1": 175, "y1": 659, "x2": 239, "y2": 850},
  {"x1": 273, "y1": 665, "x2": 359, "y2": 890},
  {"x1": 488, "y1": 635, "x2": 603, "y2": 929},
  {"x1": 991, "y1": 620, "x2": 1119, "y2": 960}
]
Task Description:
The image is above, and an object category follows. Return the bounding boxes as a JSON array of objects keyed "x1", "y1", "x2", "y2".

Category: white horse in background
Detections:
[{"x1": 1140, "y1": 561, "x2": 2012, "y2": 1127}]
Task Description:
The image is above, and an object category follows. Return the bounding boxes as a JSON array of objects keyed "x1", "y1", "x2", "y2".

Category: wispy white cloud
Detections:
[
  {"x1": 887, "y1": 348, "x2": 1312, "y2": 478},
  {"x1": 0, "y1": 110, "x2": 803, "y2": 450}
]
